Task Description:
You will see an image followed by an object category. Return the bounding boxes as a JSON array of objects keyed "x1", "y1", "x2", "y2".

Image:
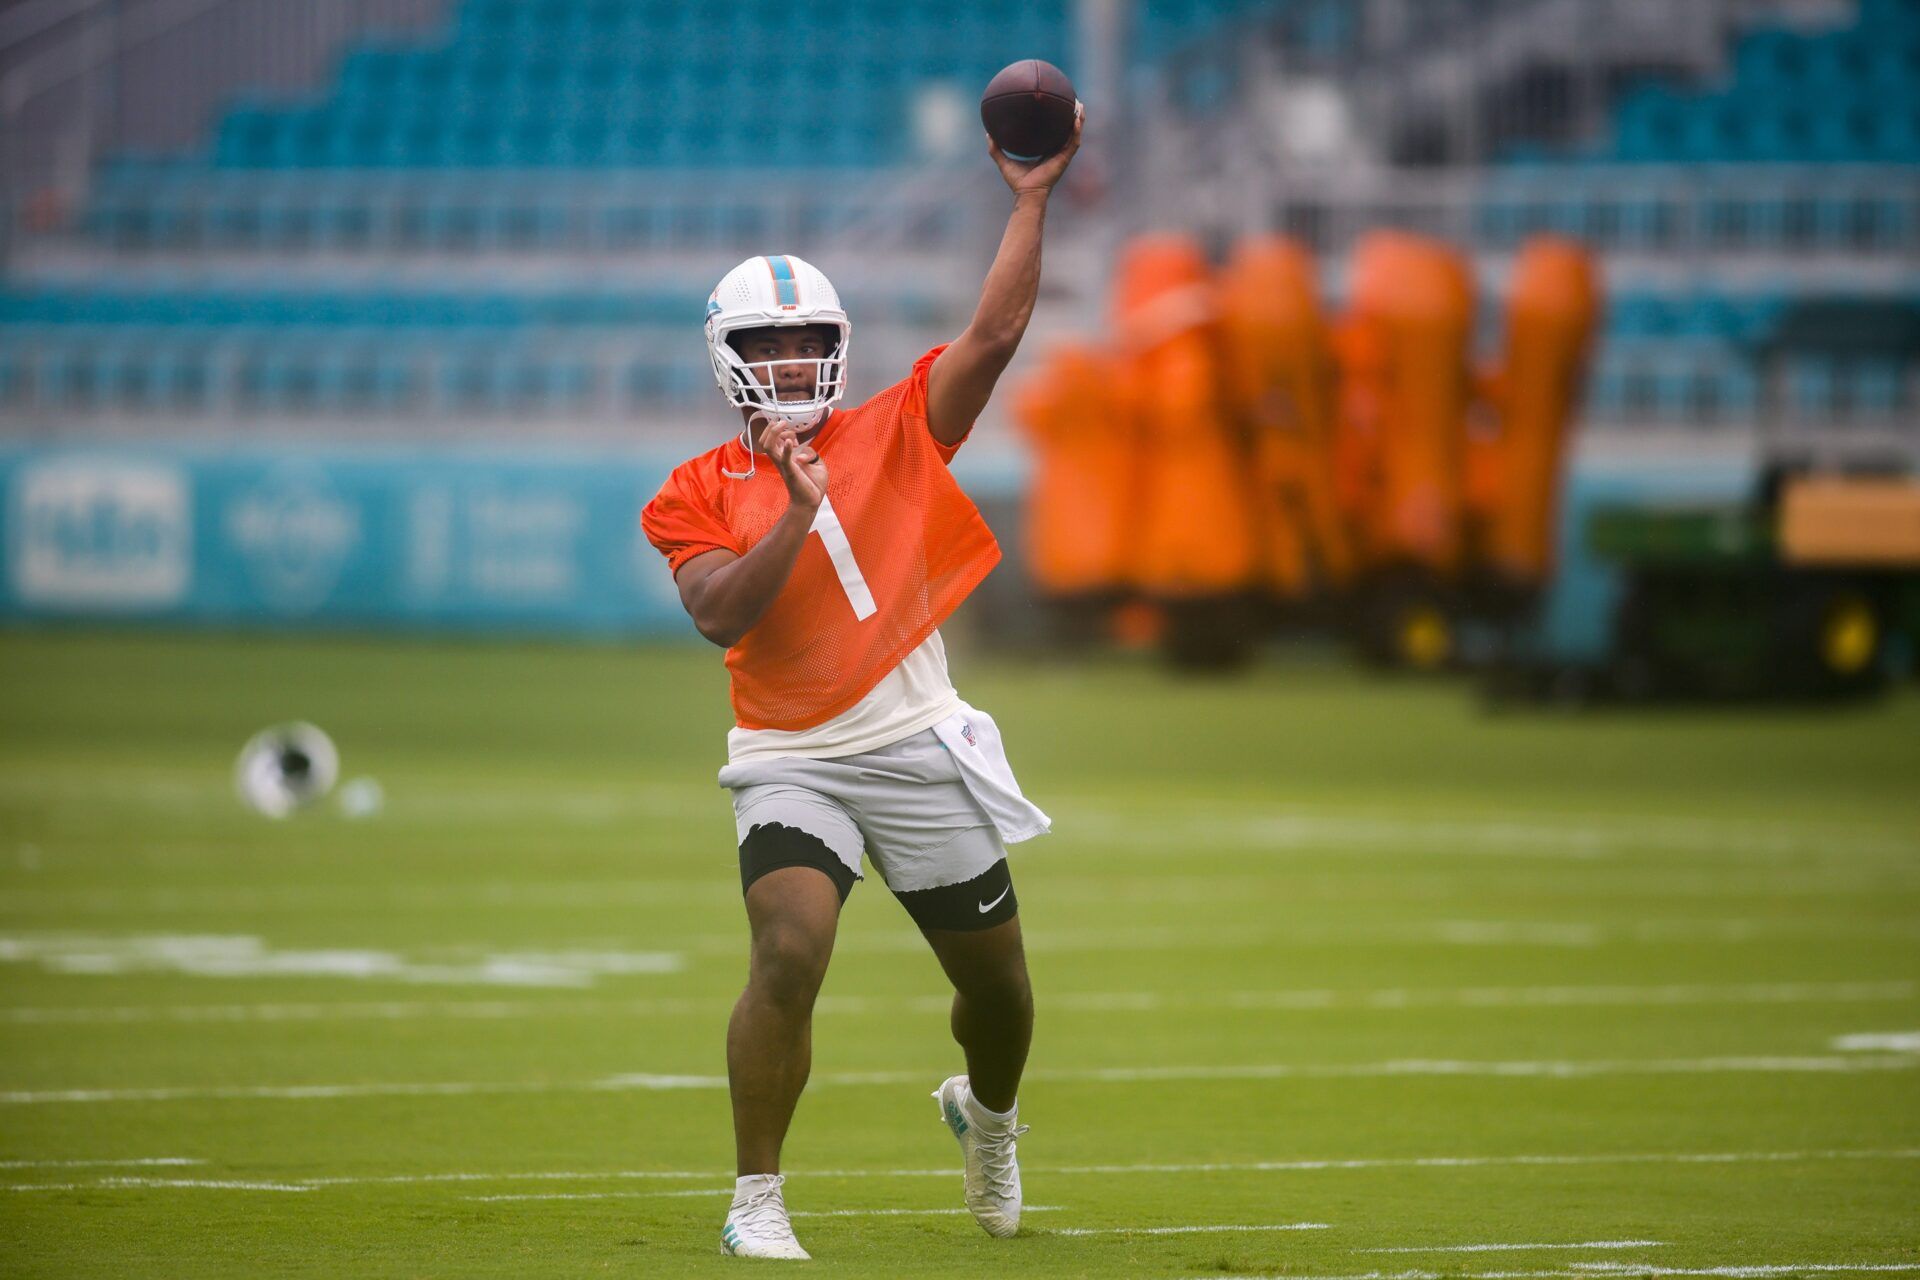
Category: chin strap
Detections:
[{"x1": 721, "y1": 407, "x2": 826, "y2": 482}]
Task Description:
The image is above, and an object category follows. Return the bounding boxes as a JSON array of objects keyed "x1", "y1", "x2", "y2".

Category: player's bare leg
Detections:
[
  {"x1": 728, "y1": 865, "x2": 842, "y2": 1175},
  {"x1": 923, "y1": 914, "x2": 1033, "y2": 1237},
  {"x1": 921, "y1": 915, "x2": 1033, "y2": 1110}
]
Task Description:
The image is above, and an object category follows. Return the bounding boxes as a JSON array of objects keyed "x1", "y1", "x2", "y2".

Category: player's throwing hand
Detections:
[
  {"x1": 761, "y1": 413, "x2": 827, "y2": 511},
  {"x1": 989, "y1": 102, "x2": 1084, "y2": 197}
]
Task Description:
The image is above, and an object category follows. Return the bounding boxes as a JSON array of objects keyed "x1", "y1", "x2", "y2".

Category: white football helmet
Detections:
[{"x1": 705, "y1": 254, "x2": 852, "y2": 429}]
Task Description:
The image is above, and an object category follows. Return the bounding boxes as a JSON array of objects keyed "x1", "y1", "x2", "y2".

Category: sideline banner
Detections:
[{"x1": 0, "y1": 445, "x2": 695, "y2": 634}]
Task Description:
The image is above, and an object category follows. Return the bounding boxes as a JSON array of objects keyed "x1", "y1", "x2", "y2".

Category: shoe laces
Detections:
[
  {"x1": 732, "y1": 1175, "x2": 793, "y2": 1237},
  {"x1": 975, "y1": 1123, "x2": 1030, "y2": 1200}
]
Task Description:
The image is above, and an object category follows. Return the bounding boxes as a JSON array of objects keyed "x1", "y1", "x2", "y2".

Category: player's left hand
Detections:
[{"x1": 990, "y1": 101, "x2": 1084, "y2": 197}]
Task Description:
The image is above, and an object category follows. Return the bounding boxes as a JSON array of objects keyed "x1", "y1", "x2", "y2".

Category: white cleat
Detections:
[
  {"x1": 720, "y1": 1174, "x2": 810, "y2": 1260},
  {"x1": 932, "y1": 1074, "x2": 1029, "y2": 1238}
]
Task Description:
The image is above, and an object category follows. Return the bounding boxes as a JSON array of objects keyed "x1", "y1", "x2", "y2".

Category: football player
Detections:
[{"x1": 642, "y1": 107, "x2": 1083, "y2": 1260}]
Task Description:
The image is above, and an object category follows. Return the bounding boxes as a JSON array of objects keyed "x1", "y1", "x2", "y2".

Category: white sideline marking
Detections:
[
  {"x1": 0, "y1": 1081, "x2": 555, "y2": 1104},
  {"x1": 7, "y1": 980, "x2": 1911, "y2": 1026},
  {"x1": 6, "y1": 1178, "x2": 311, "y2": 1192},
  {"x1": 1053, "y1": 1222, "x2": 1328, "y2": 1236},
  {"x1": 1360, "y1": 1242, "x2": 1664, "y2": 1254},
  {"x1": 796, "y1": 918, "x2": 1920, "y2": 957},
  {"x1": 0, "y1": 1157, "x2": 201, "y2": 1169},
  {"x1": 468, "y1": 1187, "x2": 733, "y2": 1202},
  {"x1": 1036, "y1": 1055, "x2": 1920, "y2": 1084},
  {"x1": 1060, "y1": 806, "x2": 1920, "y2": 862},
  {"x1": 602, "y1": 1053, "x2": 1920, "y2": 1092},
  {"x1": 14, "y1": 1148, "x2": 1917, "y2": 1194},
  {"x1": 464, "y1": 1193, "x2": 1076, "y2": 1211},
  {"x1": 6, "y1": 1054, "x2": 1915, "y2": 1105},
  {"x1": 1203, "y1": 1267, "x2": 1920, "y2": 1280},
  {"x1": 6, "y1": 864, "x2": 1910, "y2": 921},
  {"x1": 1034, "y1": 1148, "x2": 1920, "y2": 1176},
  {"x1": 15, "y1": 770, "x2": 1912, "y2": 861},
  {"x1": 0, "y1": 934, "x2": 683, "y2": 989},
  {"x1": 1832, "y1": 1031, "x2": 1920, "y2": 1053},
  {"x1": 789, "y1": 1205, "x2": 1065, "y2": 1219},
  {"x1": 299, "y1": 1169, "x2": 717, "y2": 1187}
]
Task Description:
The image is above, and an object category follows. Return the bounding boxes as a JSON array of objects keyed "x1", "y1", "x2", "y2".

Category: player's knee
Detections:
[
  {"x1": 963, "y1": 961, "x2": 1033, "y2": 1017},
  {"x1": 750, "y1": 922, "x2": 832, "y2": 1007}
]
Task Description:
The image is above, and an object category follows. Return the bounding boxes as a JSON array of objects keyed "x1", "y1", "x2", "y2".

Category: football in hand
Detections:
[{"x1": 980, "y1": 59, "x2": 1078, "y2": 163}]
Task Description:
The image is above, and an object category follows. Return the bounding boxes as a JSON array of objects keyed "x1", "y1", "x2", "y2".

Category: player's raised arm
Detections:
[
  {"x1": 925, "y1": 104, "x2": 1084, "y2": 448},
  {"x1": 674, "y1": 421, "x2": 826, "y2": 648}
]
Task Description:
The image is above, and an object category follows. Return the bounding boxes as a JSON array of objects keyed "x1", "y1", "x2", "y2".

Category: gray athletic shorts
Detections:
[{"x1": 717, "y1": 727, "x2": 1011, "y2": 905}]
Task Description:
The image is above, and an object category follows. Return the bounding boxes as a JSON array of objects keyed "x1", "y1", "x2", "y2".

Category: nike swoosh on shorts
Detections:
[{"x1": 978, "y1": 885, "x2": 1012, "y2": 913}]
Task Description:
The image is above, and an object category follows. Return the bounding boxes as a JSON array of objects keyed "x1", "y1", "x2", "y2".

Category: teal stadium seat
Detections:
[{"x1": 1612, "y1": 86, "x2": 1685, "y2": 162}]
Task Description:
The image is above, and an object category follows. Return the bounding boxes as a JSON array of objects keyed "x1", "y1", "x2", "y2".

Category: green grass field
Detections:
[{"x1": 3, "y1": 629, "x2": 1918, "y2": 1278}]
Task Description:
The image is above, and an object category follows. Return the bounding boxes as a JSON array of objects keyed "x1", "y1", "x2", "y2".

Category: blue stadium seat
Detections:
[
  {"x1": 1681, "y1": 97, "x2": 1752, "y2": 162},
  {"x1": 1806, "y1": 31, "x2": 1876, "y2": 88},
  {"x1": 1852, "y1": 358, "x2": 1907, "y2": 415},
  {"x1": 1785, "y1": 354, "x2": 1840, "y2": 418},
  {"x1": 1613, "y1": 86, "x2": 1685, "y2": 161},
  {"x1": 1860, "y1": 0, "x2": 1920, "y2": 30},
  {"x1": 1734, "y1": 27, "x2": 1810, "y2": 90}
]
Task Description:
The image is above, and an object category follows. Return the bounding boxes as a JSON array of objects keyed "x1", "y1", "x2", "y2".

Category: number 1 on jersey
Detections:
[{"x1": 810, "y1": 496, "x2": 877, "y2": 621}]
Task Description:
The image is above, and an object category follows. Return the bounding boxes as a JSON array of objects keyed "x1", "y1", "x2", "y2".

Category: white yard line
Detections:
[
  {"x1": 6, "y1": 1053, "x2": 1915, "y2": 1106},
  {"x1": 9, "y1": 980, "x2": 1910, "y2": 1026},
  {"x1": 1198, "y1": 1267, "x2": 1920, "y2": 1280},
  {"x1": 1033, "y1": 1148, "x2": 1920, "y2": 1176},
  {"x1": 297, "y1": 1169, "x2": 720, "y2": 1187},
  {"x1": 1053, "y1": 1222, "x2": 1328, "y2": 1235},
  {"x1": 1035, "y1": 1055, "x2": 1920, "y2": 1083},
  {"x1": 0, "y1": 1157, "x2": 201, "y2": 1169},
  {"x1": 6, "y1": 867, "x2": 1909, "y2": 919},
  {"x1": 6, "y1": 1177, "x2": 311, "y2": 1192},
  {"x1": 803, "y1": 919, "x2": 1920, "y2": 957},
  {"x1": 601, "y1": 1053, "x2": 1920, "y2": 1093},
  {"x1": 0, "y1": 934, "x2": 683, "y2": 988},
  {"x1": 9, "y1": 771, "x2": 1918, "y2": 863},
  {"x1": 466, "y1": 1188, "x2": 735, "y2": 1202},
  {"x1": 788, "y1": 1205, "x2": 1065, "y2": 1219},
  {"x1": 1360, "y1": 1242, "x2": 1664, "y2": 1254},
  {"x1": 464, "y1": 1193, "x2": 1072, "y2": 1213},
  {"x1": 1832, "y1": 1031, "x2": 1920, "y2": 1052},
  {"x1": 1056, "y1": 805, "x2": 1920, "y2": 862},
  {"x1": 0, "y1": 1081, "x2": 557, "y2": 1104},
  {"x1": 8, "y1": 1147, "x2": 1915, "y2": 1193}
]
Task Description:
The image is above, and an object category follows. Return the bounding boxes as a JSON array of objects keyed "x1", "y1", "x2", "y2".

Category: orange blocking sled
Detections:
[
  {"x1": 1216, "y1": 234, "x2": 1352, "y2": 599},
  {"x1": 1339, "y1": 231, "x2": 1475, "y2": 576},
  {"x1": 1113, "y1": 233, "x2": 1260, "y2": 599},
  {"x1": 1012, "y1": 340, "x2": 1137, "y2": 597},
  {"x1": 1473, "y1": 236, "x2": 1600, "y2": 587}
]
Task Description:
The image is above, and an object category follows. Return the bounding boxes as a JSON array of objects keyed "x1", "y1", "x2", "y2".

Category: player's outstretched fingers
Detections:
[{"x1": 766, "y1": 423, "x2": 797, "y2": 465}]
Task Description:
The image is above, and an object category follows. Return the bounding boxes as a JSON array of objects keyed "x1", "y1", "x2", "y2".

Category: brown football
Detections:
[{"x1": 980, "y1": 60, "x2": 1077, "y2": 163}]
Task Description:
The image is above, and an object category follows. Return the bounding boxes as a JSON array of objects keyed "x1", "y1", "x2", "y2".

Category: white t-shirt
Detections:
[{"x1": 725, "y1": 630, "x2": 962, "y2": 765}]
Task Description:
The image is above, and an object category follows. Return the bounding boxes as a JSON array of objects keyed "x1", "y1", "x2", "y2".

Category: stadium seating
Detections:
[
  {"x1": 7, "y1": 277, "x2": 1908, "y2": 425},
  {"x1": 1582, "y1": 286, "x2": 1918, "y2": 424},
  {"x1": 10, "y1": 0, "x2": 1914, "y2": 432},
  {"x1": 0, "y1": 281, "x2": 949, "y2": 417},
  {"x1": 1478, "y1": 0, "x2": 1918, "y2": 271},
  {"x1": 1542, "y1": 0, "x2": 1920, "y2": 166},
  {"x1": 205, "y1": 0, "x2": 1077, "y2": 172}
]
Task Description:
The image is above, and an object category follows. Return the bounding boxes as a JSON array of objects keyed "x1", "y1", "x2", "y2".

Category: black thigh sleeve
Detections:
[
  {"x1": 739, "y1": 822, "x2": 859, "y2": 904},
  {"x1": 892, "y1": 858, "x2": 1017, "y2": 932}
]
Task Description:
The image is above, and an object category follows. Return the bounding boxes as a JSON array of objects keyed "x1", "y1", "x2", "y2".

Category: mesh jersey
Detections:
[{"x1": 642, "y1": 346, "x2": 1001, "y2": 732}]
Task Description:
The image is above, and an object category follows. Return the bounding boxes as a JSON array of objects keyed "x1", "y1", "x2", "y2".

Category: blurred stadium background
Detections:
[
  {"x1": 2, "y1": 1, "x2": 1918, "y2": 1274},
  {"x1": 1, "y1": 0, "x2": 1914, "y2": 680}
]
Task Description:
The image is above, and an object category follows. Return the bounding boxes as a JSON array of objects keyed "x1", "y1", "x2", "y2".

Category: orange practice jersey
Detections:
[{"x1": 641, "y1": 346, "x2": 1000, "y2": 732}]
